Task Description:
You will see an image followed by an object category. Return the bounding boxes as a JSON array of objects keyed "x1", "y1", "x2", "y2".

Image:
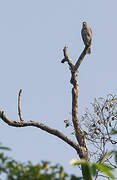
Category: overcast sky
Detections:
[{"x1": 0, "y1": 0, "x2": 117, "y2": 177}]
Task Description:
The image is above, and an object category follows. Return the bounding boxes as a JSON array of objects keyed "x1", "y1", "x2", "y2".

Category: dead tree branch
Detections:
[
  {"x1": 61, "y1": 45, "x2": 92, "y2": 179},
  {"x1": 0, "y1": 45, "x2": 90, "y2": 161},
  {"x1": 61, "y1": 45, "x2": 90, "y2": 161},
  {"x1": 0, "y1": 109, "x2": 81, "y2": 154},
  {"x1": 18, "y1": 89, "x2": 23, "y2": 121},
  {"x1": 74, "y1": 46, "x2": 88, "y2": 72},
  {"x1": 0, "y1": 27, "x2": 91, "y2": 180},
  {"x1": 61, "y1": 46, "x2": 74, "y2": 70}
]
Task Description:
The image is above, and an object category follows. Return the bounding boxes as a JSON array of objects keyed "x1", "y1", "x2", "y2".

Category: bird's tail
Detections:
[{"x1": 87, "y1": 47, "x2": 91, "y2": 54}]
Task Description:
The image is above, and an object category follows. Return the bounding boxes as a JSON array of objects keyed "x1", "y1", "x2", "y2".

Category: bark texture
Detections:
[{"x1": 61, "y1": 46, "x2": 90, "y2": 161}]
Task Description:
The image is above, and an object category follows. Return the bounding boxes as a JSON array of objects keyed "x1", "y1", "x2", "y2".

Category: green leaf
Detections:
[
  {"x1": 70, "y1": 159, "x2": 92, "y2": 180},
  {"x1": 90, "y1": 164, "x2": 97, "y2": 176},
  {"x1": 94, "y1": 164, "x2": 114, "y2": 179},
  {"x1": 111, "y1": 128, "x2": 117, "y2": 135},
  {"x1": 98, "y1": 152, "x2": 112, "y2": 164},
  {"x1": 82, "y1": 164, "x2": 92, "y2": 180},
  {"x1": 71, "y1": 175, "x2": 83, "y2": 180},
  {"x1": 0, "y1": 146, "x2": 11, "y2": 151},
  {"x1": 115, "y1": 152, "x2": 117, "y2": 163},
  {"x1": 111, "y1": 150, "x2": 117, "y2": 164}
]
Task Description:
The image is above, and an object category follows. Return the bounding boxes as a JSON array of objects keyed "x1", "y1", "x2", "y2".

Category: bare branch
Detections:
[
  {"x1": 61, "y1": 46, "x2": 74, "y2": 71},
  {"x1": 0, "y1": 109, "x2": 81, "y2": 154},
  {"x1": 61, "y1": 46, "x2": 89, "y2": 73},
  {"x1": 61, "y1": 44, "x2": 90, "y2": 162},
  {"x1": 18, "y1": 89, "x2": 23, "y2": 121},
  {"x1": 74, "y1": 46, "x2": 89, "y2": 72},
  {"x1": 0, "y1": 24, "x2": 92, "y2": 179}
]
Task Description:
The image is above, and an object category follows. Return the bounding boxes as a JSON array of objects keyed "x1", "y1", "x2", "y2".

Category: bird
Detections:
[{"x1": 81, "y1": 22, "x2": 92, "y2": 54}]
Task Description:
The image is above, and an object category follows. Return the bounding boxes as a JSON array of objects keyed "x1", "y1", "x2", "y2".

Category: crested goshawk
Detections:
[{"x1": 81, "y1": 22, "x2": 92, "y2": 54}]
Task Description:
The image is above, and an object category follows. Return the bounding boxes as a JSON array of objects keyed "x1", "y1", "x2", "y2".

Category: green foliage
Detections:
[
  {"x1": 70, "y1": 175, "x2": 83, "y2": 180},
  {"x1": 0, "y1": 143, "x2": 80, "y2": 180},
  {"x1": 70, "y1": 159, "x2": 115, "y2": 180},
  {"x1": 70, "y1": 159, "x2": 92, "y2": 180},
  {"x1": 0, "y1": 143, "x2": 11, "y2": 151},
  {"x1": 1, "y1": 158, "x2": 68, "y2": 180},
  {"x1": 93, "y1": 163, "x2": 114, "y2": 179},
  {"x1": 0, "y1": 143, "x2": 10, "y2": 177},
  {"x1": 111, "y1": 128, "x2": 117, "y2": 135}
]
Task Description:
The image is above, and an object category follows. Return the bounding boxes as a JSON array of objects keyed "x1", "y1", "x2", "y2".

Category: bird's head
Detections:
[{"x1": 82, "y1": 22, "x2": 88, "y2": 28}]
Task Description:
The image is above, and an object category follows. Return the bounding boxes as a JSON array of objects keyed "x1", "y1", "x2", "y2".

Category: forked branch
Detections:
[
  {"x1": 0, "y1": 38, "x2": 91, "y2": 163},
  {"x1": 61, "y1": 45, "x2": 90, "y2": 161}
]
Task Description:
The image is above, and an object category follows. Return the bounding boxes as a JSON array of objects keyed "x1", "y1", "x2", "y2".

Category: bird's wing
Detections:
[
  {"x1": 81, "y1": 28, "x2": 87, "y2": 43},
  {"x1": 88, "y1": 27, "x2": 92, "y2": 39}
]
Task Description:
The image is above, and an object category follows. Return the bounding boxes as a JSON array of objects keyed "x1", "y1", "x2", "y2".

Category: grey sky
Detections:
[{"x1": 0, "y1": 0, "x2": 117, "y2": 177}]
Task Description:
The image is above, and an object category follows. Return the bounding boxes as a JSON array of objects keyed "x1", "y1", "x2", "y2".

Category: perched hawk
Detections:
[{"x1": 81, "y1": 22, "x2": 92, "y2": 54}]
